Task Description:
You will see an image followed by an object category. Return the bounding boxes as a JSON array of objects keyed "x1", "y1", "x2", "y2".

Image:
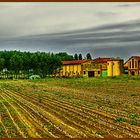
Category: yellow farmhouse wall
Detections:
[
  {"x1": 61, "y1": 64, "x2": 82, "y2": 77},
  {"x1": 107, "y1": 60, "x2": 124, "y2": 77}
]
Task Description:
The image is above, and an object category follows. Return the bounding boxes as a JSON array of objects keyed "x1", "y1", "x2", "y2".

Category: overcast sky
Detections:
[{"x1": 0, "y1": 2, "x2": 140, "y2": 60}]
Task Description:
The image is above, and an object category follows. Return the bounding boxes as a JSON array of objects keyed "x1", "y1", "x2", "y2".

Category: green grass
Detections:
[
  {"x1": 128, "y1": 113, "x2": 140, "y2": 119},
  {"x1": 95, "y1": 130, "x2": 107, "y2": 136}
]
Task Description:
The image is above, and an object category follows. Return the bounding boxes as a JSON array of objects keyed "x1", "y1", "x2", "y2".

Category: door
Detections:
[
  {"x1": 102, "y1": 70, "x2": 107, "y2": 78},
  {"x1": 88, "y1": 71, "x2": 94, "y2": 77},
  {"x1": 131, "y1": 71, "x2": 135, "y2": 76}
]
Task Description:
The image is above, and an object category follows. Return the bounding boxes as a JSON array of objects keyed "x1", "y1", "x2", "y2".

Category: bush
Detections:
[
  {"x1": 115, "y1": 117, "x2": 127, "y2": 123},
  {"x1": 130, "y1": 119, "x2": 138, "y2": 125},
  {"x1": 131, "y1": 93, "x2": 138, "y2": 97},
  {"x1": 8, "y1": 76, "x2": 13, "y2": 79},
  {"x1": 128, "y1": 113, "x2": 140, "y2": 119},
  {"x1": 95, "y1": 130, "x2": 107, "y2": 136}
]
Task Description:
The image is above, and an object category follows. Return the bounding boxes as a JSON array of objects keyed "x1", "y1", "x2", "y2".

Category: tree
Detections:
[
  {"x1": 74, "y1": 53, "x2": 78, "y2": 60},
  {"x1": 86, "y1": 53, "x2": 92, "y2": 60},
  {"x1": 79, "y1": 54, "x2": 83, "y2": 60},
  {"x1": 0, "y1": 50, "x2": 64, "y2": 79},
  {"x1": 56, "y1": 52, "x2": 73, "y2": 61},
  {"x1": 0, "y1": 58, "x2": 5, "y2": 70}
]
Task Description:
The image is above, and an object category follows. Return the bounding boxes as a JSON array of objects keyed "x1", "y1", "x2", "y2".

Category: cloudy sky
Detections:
[{"x1": 0, "y1": 2, "x2": 140, "y2": 60}]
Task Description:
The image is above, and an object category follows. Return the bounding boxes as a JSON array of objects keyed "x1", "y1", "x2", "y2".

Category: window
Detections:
[
  {"x1": 98, "y1": 71, "x2": 100, "y2": 74},
  {"x1": 83, "y1": 65, "x2": 85, "y2": 70},
  {"x1": 135, "y1": 61, "x2": 137, "y2": 68},
  {"x1": 88, "y1": 64, "x2": 90, "y2": 69},
  {"x1": 132, "y1": 59, "x2": 134, "y2": 68},
  {"x1": 84, "y1": 71, "x2": 86, "y2": 74},
  {"x1": 130, "y1": 62, "x2": 131, "y2": 68}
]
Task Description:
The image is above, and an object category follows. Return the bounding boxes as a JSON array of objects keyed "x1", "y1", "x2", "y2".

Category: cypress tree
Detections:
[
  {"x1": 79, "y1": 54, "x2": 83, "y2": 60},
  {"x1": 74, "y1": 53, "x2": 78, "y2": 60},
  {"x1": 86, "y1": 53, "x2": 92, "y2": 60}
]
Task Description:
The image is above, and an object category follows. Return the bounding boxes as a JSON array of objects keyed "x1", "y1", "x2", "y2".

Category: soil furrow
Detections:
[{"x1": 3, "y1": 89, "x2": 85, "y2": 138}]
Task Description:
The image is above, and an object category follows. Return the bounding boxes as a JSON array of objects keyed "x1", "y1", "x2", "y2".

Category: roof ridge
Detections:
[
  {"x1": 132, "y1": 56, "x2": 140, "y2": 57},
  {"x1": 63, "y1": 59, "x2": 92, "y2": 65}
]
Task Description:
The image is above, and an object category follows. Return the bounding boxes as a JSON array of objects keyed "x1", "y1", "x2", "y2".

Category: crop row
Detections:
[{"x1": 1, "y1": 87, "x2": 140, "y2": 138}]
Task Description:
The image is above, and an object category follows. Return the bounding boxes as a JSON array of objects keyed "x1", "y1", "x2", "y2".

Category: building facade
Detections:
[
  {"x1": 59, "y1": 60, "x2": 92, "y2": 77},
  {"x1": 93, "y1": 57, "x2": 112, "y2": 77},
  {"x1": 56, "y1": 57, "x2": 124, "y2": 78},
  {"x1": 107, "y1": 59, "x2": 124, "y2": 77},
  {"x1": 124, "y1": 56, "x2": 140, "y2": 76}
]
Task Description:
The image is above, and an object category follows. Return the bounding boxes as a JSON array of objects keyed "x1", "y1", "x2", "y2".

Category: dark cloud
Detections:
[
  {"x1": 0, "y1": 3, "x2": 140, "y2": 61},
  {"x1": 117, "y1": 3, "x2": 140, "y2": 7},
  {"x1": 0, "y1": 19, "x2": 140, "y2": 61}
]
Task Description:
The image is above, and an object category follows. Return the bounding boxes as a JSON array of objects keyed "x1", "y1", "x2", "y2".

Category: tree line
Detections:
[
  {"x1": 0, "y1": 51, "x2": 92, "y2": 79},
  {"x1": 0, "y1": 51, "x2": 74, "y2": 79},
  {"x1": 74, "y1": 53, "x2": 92, "y2": 60}
]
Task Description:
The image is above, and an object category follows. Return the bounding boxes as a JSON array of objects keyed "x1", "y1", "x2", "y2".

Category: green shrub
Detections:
[
  {"x1": 128, "y1": 113, "x2": 140, "y2": 119},
  {"x1": 131, "y1": 93, "x2": 138, "y2": 97},
  {"x1": 0, "y1": 128, "x2": 4, "y2": 137},
  {"x1": 115, "y1": 117, "x2": 127, "y2": 123},
  {"x1": 95, "y1": 130, "x2": 107, "y2": 136},
  {"x1": 130, "y1": 119, "x2": 138, "y2": 125}
]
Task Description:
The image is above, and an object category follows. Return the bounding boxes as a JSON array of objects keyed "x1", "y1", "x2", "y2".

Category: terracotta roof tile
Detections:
[
  {"x1": 93, "y1": 57, "x2": 112, "y2": 63},
  {"x1": 63, "y1": 60, "x2": 91, "y2": 65},
  {"x1": 124, "y1": 56, "x2": 140, "y2": 64},
  {"x1": 63, "y1": 57, "x2": 122, "y2": 65},
  {"x1": 132, "y1": 56, "x2": 140, "y2": 61}
]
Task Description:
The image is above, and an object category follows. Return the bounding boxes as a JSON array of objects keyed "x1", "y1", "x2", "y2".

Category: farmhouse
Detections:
[
  {"x1": 93, "y1": 57, "x2": 124, "y2": 77},
  {"x1": 124, "y1": 56, "x2": 140, "y2": 76},
  {"x1": 93, "y1": 57, "x2": 111, "y2": 77},
  {"x1": 57, "y1": 57, "x2": 124, "y2": 78},
  {"x1": 58, "y1": 59, "x2": 97, "y2": 77}
]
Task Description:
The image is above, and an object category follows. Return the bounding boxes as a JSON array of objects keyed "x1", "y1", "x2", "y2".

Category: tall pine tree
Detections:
[
  {"x1": 74, "y1": 53, "x2": 78, "y2": 60},
  {"x1": 86, "y1": 53, "x2": 92, "y2": 60},
  {"x1": 79, "y1": 54, "x2": 83, "y2": 60}
]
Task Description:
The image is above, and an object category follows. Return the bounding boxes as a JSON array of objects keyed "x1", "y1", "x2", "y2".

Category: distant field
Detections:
[{"x1": 0, "y1": 77, "x2": 140, "y2": 138}]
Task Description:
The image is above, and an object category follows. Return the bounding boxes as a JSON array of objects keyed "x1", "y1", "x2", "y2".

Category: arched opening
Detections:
[{"x1": 131, "y1": 71, "x2": 135, "y2": 76}]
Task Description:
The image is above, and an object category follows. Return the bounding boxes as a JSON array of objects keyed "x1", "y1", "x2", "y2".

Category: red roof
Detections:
[
  {"x1": 63, "y1": 57, "x2": 122, "y2": 65},
  {"x1": 93, "y1": 57, "x2": 112, "y2": 63},
  {"x1": 124, "y1": 56, "x2": 140, "y2": 64},
  {"x1": 63, "y1": 60, "x2": 91, "y2": 65},
  {"x1": 132, "y1": 56, "x2": 140, "y2": 61}
]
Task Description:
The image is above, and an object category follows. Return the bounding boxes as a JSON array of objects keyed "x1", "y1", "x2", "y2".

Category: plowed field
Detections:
[{"x1": 0, "y1": 78, "x2": 140, "y2": 138}]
